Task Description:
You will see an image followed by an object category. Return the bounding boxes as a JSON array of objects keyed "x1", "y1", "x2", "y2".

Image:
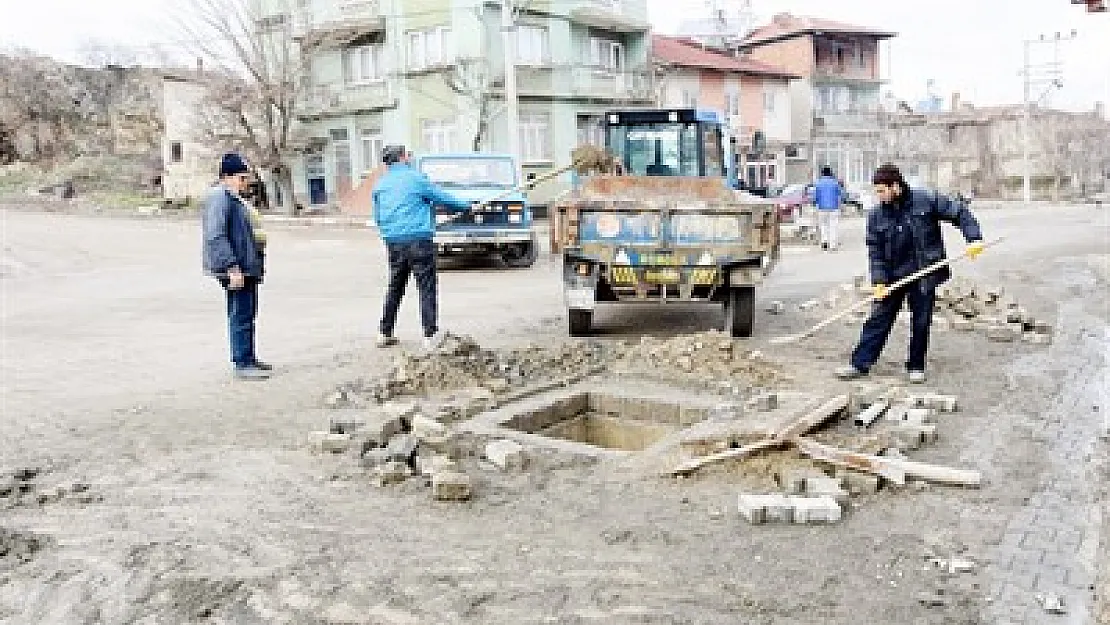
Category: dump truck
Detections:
[
  {"x1": 416, "y1": 152, "x2": 538, "y2": 268},
  {"x1": 552, "y1": 108, "x2": 780, "y2": 337}
]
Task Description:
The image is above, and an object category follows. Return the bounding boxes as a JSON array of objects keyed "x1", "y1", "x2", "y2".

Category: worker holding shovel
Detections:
[{"x1": 835, "y1": 164, "x2": 985, "y2": 384}]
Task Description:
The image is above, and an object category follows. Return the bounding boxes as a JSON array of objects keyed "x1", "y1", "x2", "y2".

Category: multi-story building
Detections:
[
  {"x1": 734, "y1": 13, "x2": 895, "y2": 188},
  {"x1": 272, "y1": 0, "x2": 654, "y2": 210},
  {"x1": 651, "y1": 34, "x2": 797, "y2": 190}
]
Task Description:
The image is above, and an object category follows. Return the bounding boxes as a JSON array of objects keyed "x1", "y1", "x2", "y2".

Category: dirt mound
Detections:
[{"x1": 611, "y1": 331, "x2": 786, "y2": 389}]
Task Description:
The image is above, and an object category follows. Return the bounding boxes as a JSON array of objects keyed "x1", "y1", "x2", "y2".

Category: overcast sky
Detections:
[{"x1": 1, "y1": 0, "x2": 1106, "y2": 111}]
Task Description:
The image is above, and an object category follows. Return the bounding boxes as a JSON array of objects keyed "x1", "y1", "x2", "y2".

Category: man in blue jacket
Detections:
[
  {"x1": 372, "y1": 145, "x2": 474, "y2": 349},
  {"x1": 813, "y1": 166, "x2": 842, "y2": 250},
  {"x1": 202, "y1": 153, "x2": 270, "y2": 380},
  {"x1": 836, "y1": 164, "x2": 985, "y2": 384}
]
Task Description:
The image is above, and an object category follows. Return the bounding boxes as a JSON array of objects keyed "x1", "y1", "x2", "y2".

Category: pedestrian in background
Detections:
[
  {"x1": 371, "y1": 145, "x2": 474, "y2": 350},
  {"x1": 202, "y1": 153, "x2": 271, "y2": 380},
  {"x1": 836, "y1": 163, "x2": 985, "y2": 384},
  {"x1": 813, "y1": 165, "x2": 843, "y2": 250}
]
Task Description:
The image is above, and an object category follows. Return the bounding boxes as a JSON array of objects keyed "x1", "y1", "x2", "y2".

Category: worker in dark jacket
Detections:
[
  {"x1": 202, "y1": 153, "x2": 270, "y2": 380},
  {"x1": 836, "y1": 164, "x2": 985, "y2": 384},
  {"x1": 371, "y1": 145, "x2": 474, "y2": 350}
]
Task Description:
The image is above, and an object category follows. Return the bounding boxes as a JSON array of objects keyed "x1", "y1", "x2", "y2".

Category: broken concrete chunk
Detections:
[
  {"x1": 1036, "y1": 593, "x2": 1066, "y2": 615},
  {"x1": 788, "y1": 495, "x2": 842, "y2": 524},
  {"x1": 432, "y1": 471, "x2": 472, "y2": 501},
  {"x1": 373, "y1": 461, "x2": 410, "y2": 486},
  {"x1": 837, "y1": 470, "x2": 881, "y2": 495},
  {"x1": 359, "y1": 448, "x2": 390, "y2": 469},
  {"x1": 410, "y1": 414, "x2": 446, "y2": 439},
  {"x1": 803, "y1": 477, "x2": 849, "y2": 505},
  {"x1": 416, "y1": 454, "x2": 459, "y2": 478},
  {"x1": 903, "y1": 407, "x2": 935, "y2": 425},
  {"x1": 386, "y1": 434, "x2": 419, "y2": 467},
  {"x1": 484, "y1": 439, "x2": 526, "y2": 471},
  {"x1": 738, "y1": 493, "x2": 793, "y2": 525},
  {"x1": 776, "y1": 468, "x2": 826, "y2": 495},
  {"x1": 309, "y1": 431, "x2": 353, "y2": 454}
]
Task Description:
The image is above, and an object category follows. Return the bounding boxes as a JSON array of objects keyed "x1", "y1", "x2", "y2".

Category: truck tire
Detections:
[
  {"x1": 504, "y1": 240, "x2": 537, "y2": 268},
  {"x1": 568, "y1": 309, "x2": 593, "y2": 336},
  {"x1": 724, "y1": 286, "x2": 755, "y2": 338}
]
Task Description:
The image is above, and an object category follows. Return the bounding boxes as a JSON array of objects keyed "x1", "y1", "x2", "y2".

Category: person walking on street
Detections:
[
  {"x1": 835, "y1": 163, "x2": 985, "y2": 384},
  {"x1": 813, "y1": 166, "x2": 843, "y2": 250},
  {"x1": 202, "y1": 153, "x2": 271, "y2": 380},
  {"x1": 371, "y1": 145, "x2": 474, "y2": 350}
]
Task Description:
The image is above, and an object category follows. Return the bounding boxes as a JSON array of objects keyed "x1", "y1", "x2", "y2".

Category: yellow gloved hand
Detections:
[
  {"x1": 872, "y1": 284, "x2": 888, "y2": 300},
  {"x1": 966, "y1": 241, "x2": 985, "y2": 260}
]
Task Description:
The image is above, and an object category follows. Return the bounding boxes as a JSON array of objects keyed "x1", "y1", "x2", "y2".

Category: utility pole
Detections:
[
  {"x1": 1021, "y1": 30, "x2": 1076, "y2": 204},
  {"x1": 501, "y1": 0, "x2": 520, "y2": 174}
]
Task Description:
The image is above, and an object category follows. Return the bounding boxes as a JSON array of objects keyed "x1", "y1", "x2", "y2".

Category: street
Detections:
[{"x1": 1, "y1": 203, "x2": 1107, "y2": 624}]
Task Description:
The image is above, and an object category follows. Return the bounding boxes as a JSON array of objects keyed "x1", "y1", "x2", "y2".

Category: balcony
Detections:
[
  {"x1": 293, "y1": 0, "x2": 385, "y2": 49},
  {"x1": 514, "y1": 65, "x2": 654, "y2": 103},
  {"x1": 812, "y1": 63, "x2": 883, "y2": 83},
  {"x1": 298, "y1": 81, "x2": 397, "y2": 121},
  {"x1": 812, "y1": 111, "x2": 882, "y2": 133},
  {"x1": 568, "y1": 0, "x2": 650, "y2": 33}
]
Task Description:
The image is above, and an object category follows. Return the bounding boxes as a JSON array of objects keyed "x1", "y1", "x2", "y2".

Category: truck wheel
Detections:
[
  {"x1": 724, "y1": 286, "x2": 755, "y2": 338},
  {"x1": 504, "y1": 240, "x2": 537, "y2": 268},
  {"x1": 568, "y1": 309, "x2": 593, "y2": 336}
]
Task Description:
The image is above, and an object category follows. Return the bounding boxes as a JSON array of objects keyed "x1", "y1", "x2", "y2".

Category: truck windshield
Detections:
[
  {"x1": 420, "y1": 158, "x2": 516, "y2": 188},
  {"x1": 607, "y1": 123, "x2": 701, "y2": 177}
]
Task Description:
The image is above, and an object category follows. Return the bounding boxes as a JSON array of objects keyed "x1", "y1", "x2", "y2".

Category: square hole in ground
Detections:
[{"x1": 501, "y1": 392, "x2": 708, "y2": 452}]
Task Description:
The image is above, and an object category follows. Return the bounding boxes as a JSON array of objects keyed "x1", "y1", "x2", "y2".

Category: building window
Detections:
[
  {"x1": 763, "y1": 90, "x2": 775, "y2": 113},
  {"x1": 408, "y1": 27, "x2": 452, "y2": 70},
  {"x1": 576, "y1": 114, "x2": 605, "y2": 146},
  {"x1": 360, "y1": 129, "x2": 383, "y2": 176},
  {"x1": 681, "y1": 89, "x2": 698, "y2": 108},
  {"x1": 588, "y1": 36, "x2": 624, "y2": 71},
  {"x1": 517, "y1": 25, "x2": 549, "y2": 65},
  {"x1": 421, "y1": 119, "x2": 455, "y2": 154},
  {"x1": 725, "y1": 88, "x2": 740, "y2": 116},
  {"x1": 169, "y1": 141, "x2": 183, "y2": 163},
  {"x1": 519, "y1": 113, "x2": 551, "y2": 162},
  {"x1": 856, "y1": 42, "x2": 867, "y2": 69},
  {"x1": 343, "y1": 44, "x2": 385, "y2": 83}
]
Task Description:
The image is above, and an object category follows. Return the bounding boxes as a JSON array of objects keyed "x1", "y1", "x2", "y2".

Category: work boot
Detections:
[
  {"x1": 834, "y1": 365, "x2": 867, "y2": 380},
  {"x1": 375, "y1": 333, "x2": 399, "y2": 348},
  {"x1": 234, "y1": 365, "x2": 270, "y2": 380},
  {"x1": 907, "y1": 370, "x2": 927, "y2": 384}
]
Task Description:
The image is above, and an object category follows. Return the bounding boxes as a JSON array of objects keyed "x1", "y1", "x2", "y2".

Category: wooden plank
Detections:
[
  {"x1": 795, "y1": 438, "x2": 982, "y2": 487},
  {"x1": 667, "y1": 438, "x2": 783, "y2": 477},
  {"x1": 773, "y1": 394, "x2": 849, "y2": 441}
]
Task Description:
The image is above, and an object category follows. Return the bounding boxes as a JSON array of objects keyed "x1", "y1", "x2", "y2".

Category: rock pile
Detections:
[{"x1": 611, "y1": 331, "x2": 786, "y2": 388}]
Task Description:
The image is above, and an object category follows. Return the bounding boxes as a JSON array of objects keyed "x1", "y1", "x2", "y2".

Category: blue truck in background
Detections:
[{"x1": 414, "y1": 153, "x2": 538, "y2": 268}]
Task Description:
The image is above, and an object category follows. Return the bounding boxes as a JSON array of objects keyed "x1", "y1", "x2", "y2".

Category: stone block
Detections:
[
  {"x1": 889, "y1": 426, "x2": 923, "y2": 450},
  {"x1": 328, "y1": 413, "x2": 365, "y2": 435},
  {"x1": 359, "y1": 411, "x2": 406, "y2": 449},
  {"x1": 737, "y1": 493, "x2": 793, "y2": 524},
  {"x1": 373, "y1": 461, "x2": 411, "y2": 486},
  {"x1": 789, "y1": 495, "x2": 842, "y2": 523},
  {"x1": 484, "y1": 439, "x2": 526, "y2": 471},
  {"x1": 1032, "y1": 320, "x2": 1053, "y2": 335},
  {"x1": 309, "y1": 431, "x2": 353, "y2": 454},
  {"x1": 986, "y1": 324, "x2": 1019, "y2": 342},
  {"x1": 917, "y1": 393, "x2": 958, "y2": 412},
  {"x1": 951, "y1": 318, "x2": 975, "y2": 332},
  {"x1": 410, "y1": 414, "x2": 446, "y2": 439},
  {"x1": 903, "y1": 407, "x2": 936, "y2": 425},
  {"x1": 359, "y1": 448, "x2": 390, "y2": 469},
  {"x1": 432, "y1": 471, "x2": 472, "y2": 501},
  {"x1": 803, "y1": 477, "x2": 849, "y2": 504},
  {"x1": 776, "y1": 468, "x2": 826, "y2": 495},
  {"x1": 837, "y1": 470, "x2": 881, "y2": 495},
  {"x1": 386, "y1": 434, "x2": 419, "y2": 467},
  {"x1": 1023, "y1": 332, "x2": 1053, "y2": 345},
  {"x1": 416, "y1": 454, "x2": 458, "y2": 477},
  {"x1": 1005, "y1": 306, "x2": 1026, "y2": 324},
  {"x1": 746, "y1": 393, "x2": 779, "y2": 412}
]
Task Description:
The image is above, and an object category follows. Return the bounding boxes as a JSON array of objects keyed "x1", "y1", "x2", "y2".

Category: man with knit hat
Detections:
[
  {"x1": 372, "y1": 144, "x2": 474, "y2": 349},
  {"x1": 202, "y1": 152, "x2": 270, "y2": 379}
]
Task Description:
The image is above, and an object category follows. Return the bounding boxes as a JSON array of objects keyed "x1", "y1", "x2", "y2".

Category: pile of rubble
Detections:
[
  {"x1": 1, "y1": 467, "x2": 97, "y2": 510},
  {"x1": 611, "y1": 331, "x2": 786, "y2": 389},
  {"x1": 327, "y1": 333, "x2": 609, "y2": 406}
]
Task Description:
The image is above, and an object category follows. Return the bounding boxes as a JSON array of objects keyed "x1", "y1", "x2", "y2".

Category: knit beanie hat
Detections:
[{"x1": 219, "y1": 153, "x2": 250, "y2": 177}]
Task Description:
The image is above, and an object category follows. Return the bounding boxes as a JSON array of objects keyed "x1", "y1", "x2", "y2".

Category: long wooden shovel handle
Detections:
[
  {"x1": 473, "y1": 162, "x2": 577, "y2": 207},
  {"x1": 772, "y1": 237, "x2": 1004, "y2": 344}
]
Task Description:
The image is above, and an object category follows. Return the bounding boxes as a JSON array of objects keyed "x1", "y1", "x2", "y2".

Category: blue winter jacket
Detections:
[
  {"x1": 202, "y1": 185, "x2": 263, "y2": 278},
  {"x1": 371, "y1": 163, "x2": 471, "y2": 243},
  {"x1": 813, "y1": 175, "x2": 842, "y2": 211}
]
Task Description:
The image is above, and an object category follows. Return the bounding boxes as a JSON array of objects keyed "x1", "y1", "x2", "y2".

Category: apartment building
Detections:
[
  {"x1": 651, "y1": 34, "x2": 797, "y2": 191},
  {"x1": 734, "y1": 13, "x2": 895, "y2": 188},
  {"x1": 270, "y1": 0, "x2": 653, "y2": 209}
]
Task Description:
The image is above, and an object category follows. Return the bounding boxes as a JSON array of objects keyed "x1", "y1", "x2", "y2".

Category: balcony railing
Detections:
[
  {"x1": 813, "y1": 63, "x2": 882, "y2": 82},
  {"x1": 514, "y1": 65, "x2": 654, "y2": 102},
  {"x1": 298, "y1": 81, "x2": 397, "y2": 120},
  {"x1": 293, "y1": 0, "x2": 386, "y2": 48},
  {"x1": 813, "y1": 111, "x2": 881, "y2": 132}
]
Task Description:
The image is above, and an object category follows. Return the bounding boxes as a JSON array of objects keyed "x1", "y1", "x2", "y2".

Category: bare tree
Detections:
[
  {"x1": 0, "y1": 51, "x2": 84, "y2": 165},
  {"x1": 444, "y1": 58, "x2": 501, "y2": 152},
  {"x1": 175, "y1": 0, "x2": 303, "y2": 214},
  {"x1": 77, "y1": 39, "x2": 146, "y2": 68}
]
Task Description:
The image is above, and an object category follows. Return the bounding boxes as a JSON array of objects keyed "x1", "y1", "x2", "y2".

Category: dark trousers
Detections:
[
  {"x1": 380, "y1": 239, "x2": 438, "y2": 338},
  {"x1": 851, "y1": 282, "x2": 936, "y2": 373},
  {"x1": 223, "y1": 278, "x2": 259, "y2": 367}
]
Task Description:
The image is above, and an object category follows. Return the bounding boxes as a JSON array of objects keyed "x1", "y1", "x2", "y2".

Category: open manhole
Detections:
[{"x1": 502, "y1": 392, "x2": 708, "y2": 451}]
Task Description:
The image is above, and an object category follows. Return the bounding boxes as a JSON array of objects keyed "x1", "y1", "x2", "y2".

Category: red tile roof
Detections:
[
  {"x1": 740, "y1": 13, "x2": 895, "y2": 48},
  {"x1": 651, "y1": 35, "x2": 799, "y2": 78}
]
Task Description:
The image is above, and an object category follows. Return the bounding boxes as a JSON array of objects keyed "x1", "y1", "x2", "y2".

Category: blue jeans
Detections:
[
  {"x1": 380, "y1": 239, "x2": 438, "y2": 338},
  {"x1": 224, "y1": 278, "x2": 259, "y2": 368},
  {"x1": 851, "y1": 283, "x2": 936, "y2": 373}
]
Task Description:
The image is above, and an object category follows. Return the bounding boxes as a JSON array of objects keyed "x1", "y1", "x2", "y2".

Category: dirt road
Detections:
[{"x1": 2, "y1": 203, "x2": 1107, "y2": 624}]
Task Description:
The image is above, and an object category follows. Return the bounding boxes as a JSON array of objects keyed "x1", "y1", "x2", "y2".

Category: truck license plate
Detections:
[{"x1": 644, "y1": 268, "x2": 680, "y2": 283}]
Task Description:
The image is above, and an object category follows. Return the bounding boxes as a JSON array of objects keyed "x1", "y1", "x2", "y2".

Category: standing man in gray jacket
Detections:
[{"x1": 202, "y1": 153, "x2": 270, "y2": 380}]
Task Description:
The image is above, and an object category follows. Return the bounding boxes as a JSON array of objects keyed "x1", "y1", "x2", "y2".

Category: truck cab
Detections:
[{"x1": 415, "y1": 152, "x2": 537, "y2": 268}]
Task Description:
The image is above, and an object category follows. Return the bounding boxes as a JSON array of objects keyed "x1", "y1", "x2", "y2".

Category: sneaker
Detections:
[
  {"x1": 251, "y1": 360, "x2": 273, "y2": 371},
  {"x1": 907, "y1": 370, "x2": 927, "y2": 384},
  {"x1": 234, "y1": 365, "x2": 271, "y2": 380},
  {"x1": 375, "y1": 333, "x2": 399, "y2": 348},
  {"x1": 835, "y1": 365, "x2": 867, "y2": 380},
  {"x1": 423, "y1": 331, "x2": 445, "y2": 350}
]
